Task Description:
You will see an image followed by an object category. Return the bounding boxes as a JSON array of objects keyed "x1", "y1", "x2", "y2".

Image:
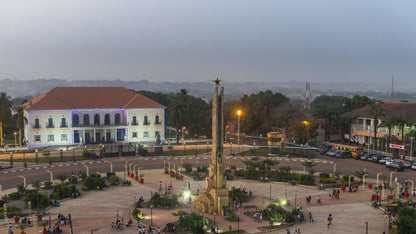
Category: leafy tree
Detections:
[
  {"x1": 355, "y1": 170, "x2": 368, "y2": 183},
  {"x1": 0, "y1": 92, "x2": 12, "y2": 146},
  {"x1": 302, "y1": 161, "x2": 318, "y2": 175},
  {"x1": 379, "y1": 116, "x2": 396, "y2": 151},
  {"x1": 393, "y1": 112, "x2": 413, "y2": 144},
  {"x1": 24, "y1": 192, "x2": 50, "y2": 210},
  {"x1": 396, "y1": 207, "x2": 416, "y2": 234},
  {"x1": 55, "y1": 173, "x2": 69, "y2": 185},
  {"x1": 179, "y1": 212, "x2": 209, "y2": 234},
  {"x1": 13, "y1": 105, "x2": 27, "y2": 148},
  {"x1": 31, "y1": 180, "x2": 42, "y2": 192},
  {"x1": 369, "y1": 101, "x2": 384, "y2": 150}
]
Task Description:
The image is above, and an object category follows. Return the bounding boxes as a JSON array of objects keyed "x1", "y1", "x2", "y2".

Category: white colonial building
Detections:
[{"x1": 22, "y1": 87, "x2": 165, "y2": 148}]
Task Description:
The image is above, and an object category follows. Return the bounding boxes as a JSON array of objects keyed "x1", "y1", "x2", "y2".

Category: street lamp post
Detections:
[
  {"x1": 237, "y1": 110, "x2": 241, "y2": 155},
  {"x1": 14, "y1": 132, "x2": 17, "y2": 152},
  {"x1": 360, "y1": 220, "x2": 368, "y2": 234},
  {"x1": 268, "y1": 207, "x2": 272, "y2": 229},
  {"x1": 285, "y1": 186, "x2": 288, "y2": 200},
  {"x1": 213, "y1": 212, "x2": 216, "y2": 230},
  {"x1": 237, "y1": 212, "x2": 240, "y2": 233},
  {"x1": 10, "y1": 152, "x2": 13, "y2": 168},
  {"x1": 410, "y1": 137, "x2": 414, "y2": 161},
  {"x1": 269, "y1": 182, "x2": 272, "y2": 200},
  {"x1": 182, "y1": 126, "x2": 186, "y2": 154},
  {"x1": 150, "y1": 205, "x2": 154, "y2": 227}
]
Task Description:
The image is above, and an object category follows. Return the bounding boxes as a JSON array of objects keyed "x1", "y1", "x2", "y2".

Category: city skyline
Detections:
[{"x1": 1, "y1": 1, "x2": 415, "y2": 85}]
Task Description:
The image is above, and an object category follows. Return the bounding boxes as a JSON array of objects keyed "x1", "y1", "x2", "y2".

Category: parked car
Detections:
[
  {"x1": 360, "y1": 154, "x2": 371, "y2": 160},
  {"x1": 320, "y1": 147, "x2": 331, "y2": 155},
  {"x1": 353, "y1": 153, "x2": 363, "y2": 160},
  {"x1": 386, "y1": 162, "x2": 405, "y2": 171},
  {"x1": 371, "y1": 155, "x2": 383, "y2": 163},
  {"x1": 326, "y1": 150, "x2": 338, "y2": 157},
  {"x1": 378, "y1": 157, "x2": 390, "y2": 164},
  {"x1": 411, "y1": 162, "x2": 416, "y2": 170},
  {"x1": 336, "y1": 151, "x2": 352, "y2": 159},
  {"x1": 404, "y1": 161, "x2": 412, "y2": 168},
  {"x1": 385, "y1": 158, "x2": 396, "y2": 166}
]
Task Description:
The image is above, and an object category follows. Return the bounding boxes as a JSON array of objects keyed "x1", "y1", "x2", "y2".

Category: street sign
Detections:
[{"x1": 389, "y1": 144, "x2": 405, "y2": 149}]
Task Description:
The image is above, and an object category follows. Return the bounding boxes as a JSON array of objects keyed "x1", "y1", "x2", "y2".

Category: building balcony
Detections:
[
  {"x1": 131, "y1": 122, "x2": 139, "y2": 126},
  {"x1": 60, "y1": 123, "x2": 68, "y2": 128},
  {"x1": 33, "y1": 124, "x2": 41, "y2": 129},
  {"x1": 46, "y1": 124, "x2": 55, "y2": 128},
  {"x1": 72, "y1": 123, "x2": 128, "y2": 128},
  {"x1": 154, "y1": 121, "x2": 162, "y2": 125},
  {"x1": 143, "y1": 121, "x2": 150, "y2": 126}
]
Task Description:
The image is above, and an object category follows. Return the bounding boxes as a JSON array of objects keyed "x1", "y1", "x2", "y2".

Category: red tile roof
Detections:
[
  {"x1": 347, "y1": 101, "x2": 416, "y2": 121},
  {"x1": 22, "y1": 87, "x2": 166, "y2": 111}
]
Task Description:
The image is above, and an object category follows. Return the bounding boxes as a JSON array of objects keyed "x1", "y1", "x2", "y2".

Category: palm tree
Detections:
[
  {"x1": 369, "y1": 101, "x2": 384, "y2": 151},
  {"x1": 14, "y1": 105, "x2": 27, "y2": 151},
  {"x1": 379, "y1": 116, "x2": 396, "y2": 151},
  {"x1": 393, "y1": 112, "x2": 413, "y2": 144},
  {"x1": 55, "y1": 173, "x2": 69, "y2": 185},
  {"x1": 32, "y1": 180, "x2": 42, "y2": 192},
  {"x1": 0, "y1": 92, "x2": 12, "y2": 146}
]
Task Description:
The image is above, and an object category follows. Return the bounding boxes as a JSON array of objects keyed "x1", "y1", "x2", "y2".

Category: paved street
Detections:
[{"x1": 1, "y1": 152, "x2": 415, "y2": 191}]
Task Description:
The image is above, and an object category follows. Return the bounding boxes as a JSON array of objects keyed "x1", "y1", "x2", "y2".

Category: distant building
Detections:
[
  {"x1": 348, "y1": 101, "x2": 416, "y2": 156},
  {"x1": 22, "y1": 87, "x2": 165, "y2": 148}
]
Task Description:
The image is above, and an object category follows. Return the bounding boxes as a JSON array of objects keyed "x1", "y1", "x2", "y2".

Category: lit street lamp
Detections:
[
  {"x1": 182, "y1": 126, "x2": 186, "y2": 154},
  {"x1": 237, "y1": 110, "x2": 241, "y2": 155},
  {"x1": 212, "y1": 212, "x2": 216, "y2": 230},
  {"x1": 237, "y1": 212, "x2": 240, "y2": 233},
  {"x1": 359, "y1": 220, "x2": 368, "y2": 234},
  {"x1": 14, "y1": 131, "x2": 17, "y2": 152}
]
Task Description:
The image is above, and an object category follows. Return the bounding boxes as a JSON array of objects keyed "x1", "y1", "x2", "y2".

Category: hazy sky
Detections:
[{"x1": 1, "y1": 1, "x2": 415, "y2": 83}]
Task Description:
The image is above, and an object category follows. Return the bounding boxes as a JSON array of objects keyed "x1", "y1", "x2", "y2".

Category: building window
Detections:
[
  {"x1": 61, "y1": 134, "x2": 67, "y2": 141},
  {"x1": 115, "y1": 114, "x2": 121, "y2": 125},
  {"x1": 34, "y1": 135, "x2": 41, "y2": 142},
  {"x1": 83, "y1": 114, "x2": 90, "y2": 126},
  {"x1": 94, "y1": 114, "x2": 100, "y2": 126},
  {"x1": 144, "y1": 116, "x2": 149, "y2": 125},
  {"x1": 34, "y1": 118, "x2": 40, "y2": 129},
  {"x1": 61, "y1": 118, "x2": 67, "y2": 128},
  {"x1": 155, "y1": 115, "x2": 161, "y2": 125},
  {"x1": 72, "y1": 114, "x2": 79, "y2": 127},
  {"x1": 155, "y1": 131, "x2": 160, "y2": 137},
  {"x1": 104, "y1": 114, "x2": 110, "y2": 125},
  {"x1": 132, "y1": 116, "x2": 138, "y2": 125},
  {"x1": 143, "y1": 131, "x2": 149, "y2": 138},
  {"x1": 132, "y1": 132, "x2": 138, "y2": 138},
  {"x1": 48, "y1": 134, "x2": 54, "y2": 142},
  {"x1": 358, "y1": 119, "x2": 363, "y2": 125},
  {"x1": 366, "y1": 119, "x2": 371, "y2": 126},
  {"x1": 47, "y1": 117, "x2": 54, "y2": 128}
]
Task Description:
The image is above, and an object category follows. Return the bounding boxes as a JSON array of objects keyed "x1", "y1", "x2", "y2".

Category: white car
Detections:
[
  {"x1": 385, "y1": 159, "x2": 395, "y2": 166},
  {"x1": 411, "y1": 162, "x2": 416, "y2": 170}
]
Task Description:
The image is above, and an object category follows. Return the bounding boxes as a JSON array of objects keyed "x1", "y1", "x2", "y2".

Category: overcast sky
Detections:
[{"x1": 1, "y1": 1, "x2": 415, "y2": 84}]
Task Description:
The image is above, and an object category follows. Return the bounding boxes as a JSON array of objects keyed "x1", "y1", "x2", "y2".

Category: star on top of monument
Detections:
[{"x1": 213, "y1": 77, "x2": 221, "y2": 86}]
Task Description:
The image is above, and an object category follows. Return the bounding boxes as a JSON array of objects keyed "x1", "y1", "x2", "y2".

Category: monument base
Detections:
[{"x1": 195, "y1": 188, "x2": 229, "y2": 215}]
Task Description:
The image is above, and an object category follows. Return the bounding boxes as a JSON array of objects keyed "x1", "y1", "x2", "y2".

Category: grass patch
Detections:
[
  {"x1": 150, "y1": 149, "x2": 210, "y2": 156},
  {"x1": 0, "y1": 155, "x2": 89, "y2": 163}
]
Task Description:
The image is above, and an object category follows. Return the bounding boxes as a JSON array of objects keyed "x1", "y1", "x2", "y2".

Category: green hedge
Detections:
[{"x1": 295, "y1": 174, "x2": 315, "y2": 185}]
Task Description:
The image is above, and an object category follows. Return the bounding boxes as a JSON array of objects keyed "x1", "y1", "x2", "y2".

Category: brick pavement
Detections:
[{"x1": 1, "y1": 169, "x2": 394, "y2": 234}]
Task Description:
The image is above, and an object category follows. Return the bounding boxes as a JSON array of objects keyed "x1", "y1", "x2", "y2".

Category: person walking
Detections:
[{"x1": 308, "y1": 212, "x2": 313, "y2": 222}]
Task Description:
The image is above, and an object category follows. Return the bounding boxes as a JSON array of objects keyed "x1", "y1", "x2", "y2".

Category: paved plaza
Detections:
[{"x1": 2, "y1": 169, "x2": 390, "y2": 234}]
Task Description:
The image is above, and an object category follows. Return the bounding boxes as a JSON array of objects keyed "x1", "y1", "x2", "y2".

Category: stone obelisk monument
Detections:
[{"x1": 195, "y1": 78, "x2": 229, "y2": 215}]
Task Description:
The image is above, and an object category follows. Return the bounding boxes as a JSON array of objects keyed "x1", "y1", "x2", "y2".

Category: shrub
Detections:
[
  {"x1": 68, "y1": 176, "x2": 78, "y2": 184},
  {"x1": 229, "y1": 187, "x2": 249, "y2": 202},
  {"x1": 52, "y1": 184, "x2": 74, "y2": 199},
  {"x1": 175, "y1": 209, "x2": 187, "y2": 216},
  {"x1": 234, "y1": 169, "x2": 245, "y2": 177},
  {"x1": 245, "y1": 166, "x2": 260, "y2": 180},
  {"x1": 196, "y1": 166, "x2": 207, "y2": 173},
  {"x1": 274, "y1": 167, "x2": 295, "y2": 182},
  {"x1": 81, "y1": 185, "x2": 88, "y2": 191},
  {"x1": 82, "y1": 150, "x2": 94, "y2": 158},
  {"x1": 150, "y1": 192, "x2": 179, "y2": 208},
  {"x1": 8, "y1": 192, "x2": 21, "y2": 200},
  {"x1": 183, "y1": 163, "x2": 193, "y2": 173},
  {"x1": 0, "y1": 206, "x2": 22, "y2": 218},
  {"x1": 179, "y1": 212, "x2": 209, "y2": 233},
  {"x1": 44, "y1": 181, "x2": 53, "y2": 189},
  {"x1": 109, "y1": 175, "x2": 119, "y2": 186},
  {"x1": 24, "y1": 192, "x2": 50, "y2": 210},
  {"x1": 296, "y1": 174, "x2": 315, "y2": 186},
  {"x1": 106, "y1": 172, "x2": 115, "y2": 178},
  {"x1": 83, "y1": 174, "x2": 106, "y2": 190},
  {"x1": 320, "y1": 178, "x2": 336, "y2": 184},
  {"x1": 225, "y1": 213, "x2": 239, "y2": 222},
  {"x1": 343, "y1": 175, "x2": 354, "y2": 182}
]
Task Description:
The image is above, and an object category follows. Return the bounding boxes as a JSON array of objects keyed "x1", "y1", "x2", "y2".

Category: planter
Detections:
[
  {"x1": 340, "y1": 186, "x2": 345, "y2": 192},
  {"x1": 127, "y1": 171, "x2": 130, "y2": 176},
  {"x1": 388, "y1": 195, "x2": 394, "y2": 200},
  {"x1": 374, "y1": 195, "x2": 379, "y2": 201},
  {"x1": 367, "y1": 184, "x2": 373, "y2": 189},
  {"x1": 135, "y1": 176, "x2": 139, "y2": 181},
  {"x1": 405, "y1": 192, "x2": 409, "y2": 198},
  {"x1": 131, "y1": 174, "x2": 134, "y2": 178},
  {"x1": 180, "y1": 175, "x2": 184, "y2": 180},
  {"x1": 139, "y1": 178, "x2": 144, "y2": 184}
]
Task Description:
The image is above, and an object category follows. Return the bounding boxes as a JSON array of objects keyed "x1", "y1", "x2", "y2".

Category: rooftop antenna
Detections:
[{"x1": 391, "y1": 73, "x2": 394, "y2": 101}]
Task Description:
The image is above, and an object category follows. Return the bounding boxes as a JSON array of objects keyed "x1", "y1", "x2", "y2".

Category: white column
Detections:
[
  {"x1": 93, "y1": 129, "x2": 96, "y2": 143},
  {"x1": 104, "y1": 129, "x2": 107, "y2": 142}
]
